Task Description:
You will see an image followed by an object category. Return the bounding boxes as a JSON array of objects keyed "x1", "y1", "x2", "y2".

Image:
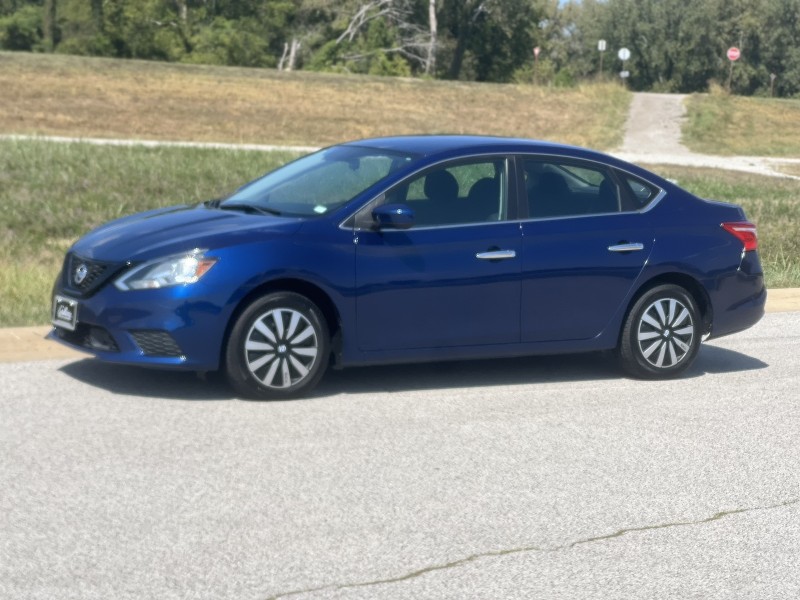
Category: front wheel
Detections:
[
  {"x1": 225, "y1": 292, "x2": 329, "y2": 399},
  {"x1": 618, "y1": 284, "x2": 701, "y2": 379}
]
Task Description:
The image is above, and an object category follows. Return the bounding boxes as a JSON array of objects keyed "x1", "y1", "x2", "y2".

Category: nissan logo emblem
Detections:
[{"x1": 74, "y1": 264, "x2": 89, "y2": 285}]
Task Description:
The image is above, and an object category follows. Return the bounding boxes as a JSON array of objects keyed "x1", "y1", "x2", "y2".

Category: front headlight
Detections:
[{"x1": 114, "y1": 250, "x2": 218, "y2": 291}]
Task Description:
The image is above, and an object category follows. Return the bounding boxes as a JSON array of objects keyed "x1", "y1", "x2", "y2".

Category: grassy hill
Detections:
[
  {"x1": 0, "y1": 52, "x2": 630, "y2": 150},
  {"x1": 685, "y1": 90, "x2": 800, "y2": 156}
]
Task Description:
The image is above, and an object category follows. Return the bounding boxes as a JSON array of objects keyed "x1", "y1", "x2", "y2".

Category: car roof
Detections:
[
  {"x1": 340, "y1": 135, "x2": 675, "y2": 191},
  {"x1": 341, "y1": 135, "x2": 578, "y2": 156}
]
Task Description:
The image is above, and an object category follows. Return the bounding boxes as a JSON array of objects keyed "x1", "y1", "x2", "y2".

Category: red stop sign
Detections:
[{"x1": 727, "y1": 47, "x2": 741, "y2": 61}]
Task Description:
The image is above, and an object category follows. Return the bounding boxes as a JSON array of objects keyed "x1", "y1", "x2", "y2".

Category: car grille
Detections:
[
  {"x1": 130, "y1": 330, "x2": 183, "y2": 358},
  {"x1": 64, "y1": 253, "x2": 125, "y2": 297}
]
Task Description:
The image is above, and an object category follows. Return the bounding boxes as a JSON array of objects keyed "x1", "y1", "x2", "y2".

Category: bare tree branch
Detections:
[
  {"x1": 335, "y1": 0, "x2": 438, "y2": 72},
  {"x1": 337, "y1": 1, "x2": 396, "y2": 44}
]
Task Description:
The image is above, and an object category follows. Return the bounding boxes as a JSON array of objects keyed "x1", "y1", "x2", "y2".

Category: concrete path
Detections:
[
  {"x1": 0, "y1": 133, "x2": 319, "y2": 154},
  {"x1": 620, "y1": 93, "x2": 691, "y2": 156},
  {"x1": 613, "y1": 92, "x2": 800, "y2": 179}
]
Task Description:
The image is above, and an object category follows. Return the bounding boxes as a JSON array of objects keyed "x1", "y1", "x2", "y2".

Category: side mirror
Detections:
[{"x1": 372, "y1": 203, "x2": 415, "y2": 230}]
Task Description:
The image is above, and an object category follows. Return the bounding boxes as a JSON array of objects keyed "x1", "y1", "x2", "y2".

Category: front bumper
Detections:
[{"x1": 48, "y1": 283, "x2": 232, "y2": 371}]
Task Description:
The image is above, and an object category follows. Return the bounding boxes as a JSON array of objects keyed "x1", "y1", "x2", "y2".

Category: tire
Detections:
[
  {"x1": 225, "y1": 292, "x2": 329, "y2": 400},
  {"x1": 618, "y1": 284, "x2": 701, "y2": 379}
]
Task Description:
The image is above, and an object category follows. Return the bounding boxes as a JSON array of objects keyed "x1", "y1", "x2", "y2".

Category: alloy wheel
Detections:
[
  {"x1": 636, "y1": 297, "x2": 695, "y2": 369},
  {"x1": 244, "y1": 308, "x2": 319, "y2": 389}
]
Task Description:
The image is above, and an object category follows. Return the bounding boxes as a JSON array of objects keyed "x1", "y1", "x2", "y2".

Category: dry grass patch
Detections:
[
  {"x1": 0, "y1": 52, "x2": 629, "y2": 149},
  {"x1": 773, "y1": 162, "x2": 800, "y2": 177}
]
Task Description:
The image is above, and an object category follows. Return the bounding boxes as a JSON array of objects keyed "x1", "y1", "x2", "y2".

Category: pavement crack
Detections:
[
  {"x1": 568, "y1": 497, "x2": 799, "y2": 549},
  {"x1": 263, "y1": 546, "x2": 539, "y2": 600},
  {"x1": 265, "y1": 497, "x2": 798, "y2": 600}
]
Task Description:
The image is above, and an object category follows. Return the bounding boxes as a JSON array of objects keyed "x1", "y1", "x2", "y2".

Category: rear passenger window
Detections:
[{"x1": 523, "y1": 159, "x2": 620, "y2": 218}]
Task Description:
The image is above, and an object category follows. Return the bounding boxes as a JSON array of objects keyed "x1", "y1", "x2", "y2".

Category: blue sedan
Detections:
[{"x1": 50, "y1": 136, "x2": 765, "y2": 399}]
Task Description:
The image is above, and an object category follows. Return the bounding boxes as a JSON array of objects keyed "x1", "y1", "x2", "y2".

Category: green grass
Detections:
[
  {"x1": 684, "y1": 90, "x2": 800, "y2": 156},
  {"x1": 2, "y1": 141, "x2": 798, "y2": 327},
  {"x1": 1, "y1": 140, "x2": 300, "y2": 326}
]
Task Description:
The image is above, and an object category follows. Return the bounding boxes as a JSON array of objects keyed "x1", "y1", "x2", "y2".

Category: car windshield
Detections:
[{"x1": 221, "y1": 145, "x2": 416, "y2": 217}]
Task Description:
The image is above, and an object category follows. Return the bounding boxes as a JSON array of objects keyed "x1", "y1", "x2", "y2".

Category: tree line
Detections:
[{"x1": 2, "y1": 0, "x2": 800, "y2": 97}]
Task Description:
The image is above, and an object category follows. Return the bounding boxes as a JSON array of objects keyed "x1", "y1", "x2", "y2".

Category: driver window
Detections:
[{"x1": 397, "y1": 159, "x2": 508, "y2": 227}]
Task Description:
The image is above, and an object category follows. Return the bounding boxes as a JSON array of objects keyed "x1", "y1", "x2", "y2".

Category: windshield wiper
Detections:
[{"x1": 218, "y1": 203, "x2": 283, "y2": 216}]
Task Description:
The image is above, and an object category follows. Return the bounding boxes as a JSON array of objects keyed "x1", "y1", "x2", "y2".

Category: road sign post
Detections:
[
  {"x1": 618, "y1": 47, "x2": 631, "y2": 87},
  {"x1": 598, "y1": 39, "x2": 606, "y2": 78},
  {"x1": 727, "y1": 46, "x2": 740, "y2": 92}
]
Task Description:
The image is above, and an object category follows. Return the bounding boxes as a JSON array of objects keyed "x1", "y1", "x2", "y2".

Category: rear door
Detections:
[{"x1": 518, "y1": 156, "x2": 659, "y2": 342}]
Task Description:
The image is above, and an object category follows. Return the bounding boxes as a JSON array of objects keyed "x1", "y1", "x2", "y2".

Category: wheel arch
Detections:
[
  {"x1": 221, "y1": 278, "x2": 343, "y2": 370},
  {"x1": 623, "y1": 273, "x2": 713, "y2": 342}
]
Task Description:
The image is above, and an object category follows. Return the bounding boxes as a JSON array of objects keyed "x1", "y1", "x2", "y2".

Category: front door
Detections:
[{"x1": 355, "y1": 158, "x2": 522, "y2": 351}]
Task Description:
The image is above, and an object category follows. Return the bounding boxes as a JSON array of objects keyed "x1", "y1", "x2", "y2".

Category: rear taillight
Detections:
[{"x1": 721, "y1": 221, "x2": 758, "y2": 251}]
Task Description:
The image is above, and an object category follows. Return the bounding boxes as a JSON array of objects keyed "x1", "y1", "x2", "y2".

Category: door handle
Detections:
[
  {"x1": 608, "y1": 243, "x2": 644, "y2": 253},
  {"x1": 476, "y1": 250, "x2": 516, "y2": 260}
]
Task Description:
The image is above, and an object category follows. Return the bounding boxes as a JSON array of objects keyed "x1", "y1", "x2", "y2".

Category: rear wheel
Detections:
[
  {"x1": 225, "y1": 292, "x2": 329, "y2": 399},
  {"x1": 618, "y1": 284, "x2": 701, "y2": 379}
]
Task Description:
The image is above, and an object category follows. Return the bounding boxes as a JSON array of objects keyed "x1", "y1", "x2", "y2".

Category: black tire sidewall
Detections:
[
  {"x1": 619, "y1": 284, "x2": 701, "y2": 379},
  {"x1": 225, "y1": 292, "x2": 329, "y2": 399}
]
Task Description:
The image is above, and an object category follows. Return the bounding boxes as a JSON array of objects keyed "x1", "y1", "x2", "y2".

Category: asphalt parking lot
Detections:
[{"x1": 2, "y1": 310, "x2": 799, "y2": 599}]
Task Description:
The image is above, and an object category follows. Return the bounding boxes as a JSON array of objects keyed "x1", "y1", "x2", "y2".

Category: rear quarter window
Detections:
[{"x1": 622, "y1": 173, "x2": 661, "y2": 209}]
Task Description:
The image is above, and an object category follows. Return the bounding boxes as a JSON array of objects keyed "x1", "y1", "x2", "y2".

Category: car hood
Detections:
[{"x1": 70, "y1": 204, "x2": 304, "y2": 262}]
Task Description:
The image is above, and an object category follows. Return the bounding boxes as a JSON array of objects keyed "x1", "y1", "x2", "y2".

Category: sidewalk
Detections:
[{"x1": 2, "y1": 289, "x2": 798, "y2": 364}]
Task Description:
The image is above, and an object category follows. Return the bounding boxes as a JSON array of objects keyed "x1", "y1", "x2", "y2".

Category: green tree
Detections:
[
  {"x1": 55, "y1": 0, "x2": 115, "y2": 55},
  {"x1": 43, "y1": 0, "x2": 57, "y2": 50},
  {"x1": 306, "y1": 1, "x2": 420, "y2": 75},
  {"x1": 563, "y1": 0, "x2": 614, "y2": 80},
  {"x1": 0, "y1": 3, "x2": 42, "y2": 50},
  {"x1": 439, "y1": 0, "x2": 543, "y2": 82},
  {"x1": 184, "y1": 16, "x2": 273, "y2": 67}
]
